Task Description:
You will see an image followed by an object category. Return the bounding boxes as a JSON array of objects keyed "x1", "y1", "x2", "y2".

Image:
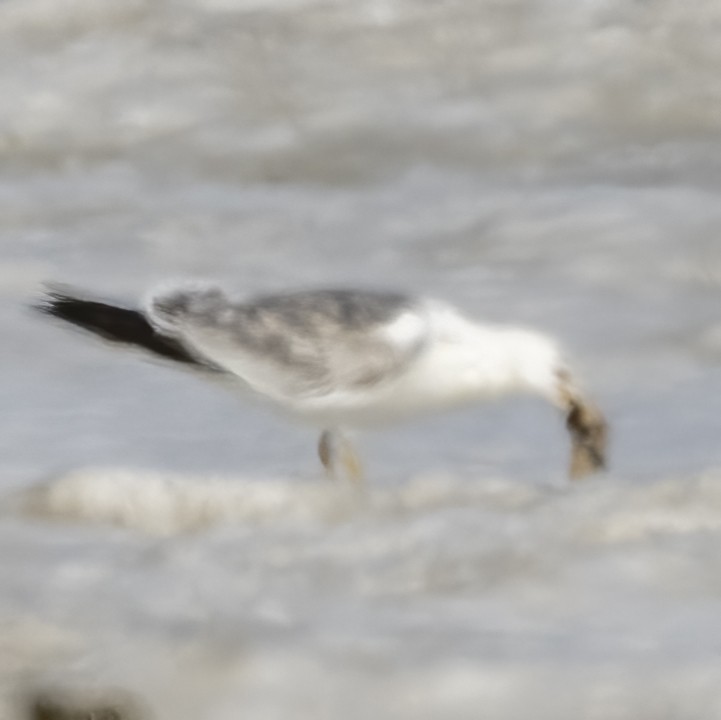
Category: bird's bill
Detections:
[{"x1": 566, "y1": 400, "x2": 608, "y2": 480}]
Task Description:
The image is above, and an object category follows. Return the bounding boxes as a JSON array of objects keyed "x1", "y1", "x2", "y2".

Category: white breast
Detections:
[{"x1": 288, "y1": 303, "x2": 519, "y2": 428}]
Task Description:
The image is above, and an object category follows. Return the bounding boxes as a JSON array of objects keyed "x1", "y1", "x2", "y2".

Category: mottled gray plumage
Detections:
[{"x1": 148, "y1": 287, "x2": 428, "y2": 398}]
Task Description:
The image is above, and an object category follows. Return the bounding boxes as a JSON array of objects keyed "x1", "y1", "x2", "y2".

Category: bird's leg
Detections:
[
  {"x1": 337, "y1": 434, "x2": 365, "y2": 487},
  {"x1": 555, "y1": 369, "x2": 608, "y2": 480},
  {"x1": 317, "y1": 430, "x2": 365, "y2": 486},
  {"x1": 318, "y1": 429, "x2": 337, "y2": 480}
]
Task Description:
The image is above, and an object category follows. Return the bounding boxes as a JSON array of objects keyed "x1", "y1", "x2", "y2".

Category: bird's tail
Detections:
[{"x1": 34, "y1": 285, "x2": 208, "y2": 369}]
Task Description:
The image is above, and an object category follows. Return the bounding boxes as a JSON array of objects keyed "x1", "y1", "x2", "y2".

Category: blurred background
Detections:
[{"x1": 2, "y1": 0, "x2": 721, "y2": 718}]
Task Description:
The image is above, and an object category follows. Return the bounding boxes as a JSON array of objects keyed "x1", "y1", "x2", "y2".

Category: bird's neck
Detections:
[{"x1": 462, "y1": 324, "x2": 564, "y2": 402}]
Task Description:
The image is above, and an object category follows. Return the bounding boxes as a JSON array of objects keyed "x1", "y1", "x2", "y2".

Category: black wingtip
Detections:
[
  {"x1": 32, "y1": 283, "x2": 85, "y2": 317},
  {"x1": 32, "y1": 283, "x2": 212, "y2": 370}
]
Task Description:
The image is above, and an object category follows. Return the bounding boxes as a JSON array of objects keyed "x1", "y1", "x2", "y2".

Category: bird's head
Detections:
[{"x1": 566, "y1": 399, "x2": 608, "y2": 479}]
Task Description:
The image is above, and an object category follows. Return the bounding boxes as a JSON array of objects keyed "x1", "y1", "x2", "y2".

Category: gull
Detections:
[{"x1": 35, "y1": 283, "x2": 608, "y2": 482}]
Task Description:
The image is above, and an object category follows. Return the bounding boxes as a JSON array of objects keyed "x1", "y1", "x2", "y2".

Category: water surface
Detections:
[{"x1": 1, "y1": 1, "x2": 721, "y2": 717}]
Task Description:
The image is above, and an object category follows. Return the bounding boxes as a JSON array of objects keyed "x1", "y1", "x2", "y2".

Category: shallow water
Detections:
[{"x1": 2, "y1": 0, "x2": 721, "y2": 717}]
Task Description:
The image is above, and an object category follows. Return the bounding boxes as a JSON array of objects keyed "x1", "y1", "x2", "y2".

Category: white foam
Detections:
[
  {"x1": 16, "y1": 467, "x2": 360, "y2": 534},
  {"x1": 585, "y1": 473, "x2": 721, "y2": 543},
  {"x1": 13, "y1": 466, "x2": 721, "y2": 545},
  {"x1": 6, "y1": 467, "x2": 721, "y2": 720},
  {"x1": 11, "y1": 466, "x2": 539, "y2": 535}
]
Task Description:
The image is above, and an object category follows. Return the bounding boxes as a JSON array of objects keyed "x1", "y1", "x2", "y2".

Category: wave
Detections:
[
  {"x1": 6, "y1": 466, "x2": 721, "y2": 543},
  {"x1": 6, "y1": 466, "x2": 541, "y2": 534}
]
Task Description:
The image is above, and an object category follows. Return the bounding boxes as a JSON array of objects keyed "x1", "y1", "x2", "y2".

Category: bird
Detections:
[{"x1": 34, "y1": 283, "x2": 608, "y2": 483}]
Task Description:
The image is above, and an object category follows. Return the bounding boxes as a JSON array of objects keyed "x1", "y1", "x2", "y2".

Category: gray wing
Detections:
[{"x1": 146, "y1": 287, "x2": 429, "y2": 399}]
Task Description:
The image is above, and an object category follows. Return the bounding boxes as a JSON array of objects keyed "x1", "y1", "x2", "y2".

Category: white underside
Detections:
[
  {"x1": 248, "y1": 303, "x2": 561, "y2": 429},
  {"x1": 285, "y1": 329, "x2": 513, "y2": 428}
]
